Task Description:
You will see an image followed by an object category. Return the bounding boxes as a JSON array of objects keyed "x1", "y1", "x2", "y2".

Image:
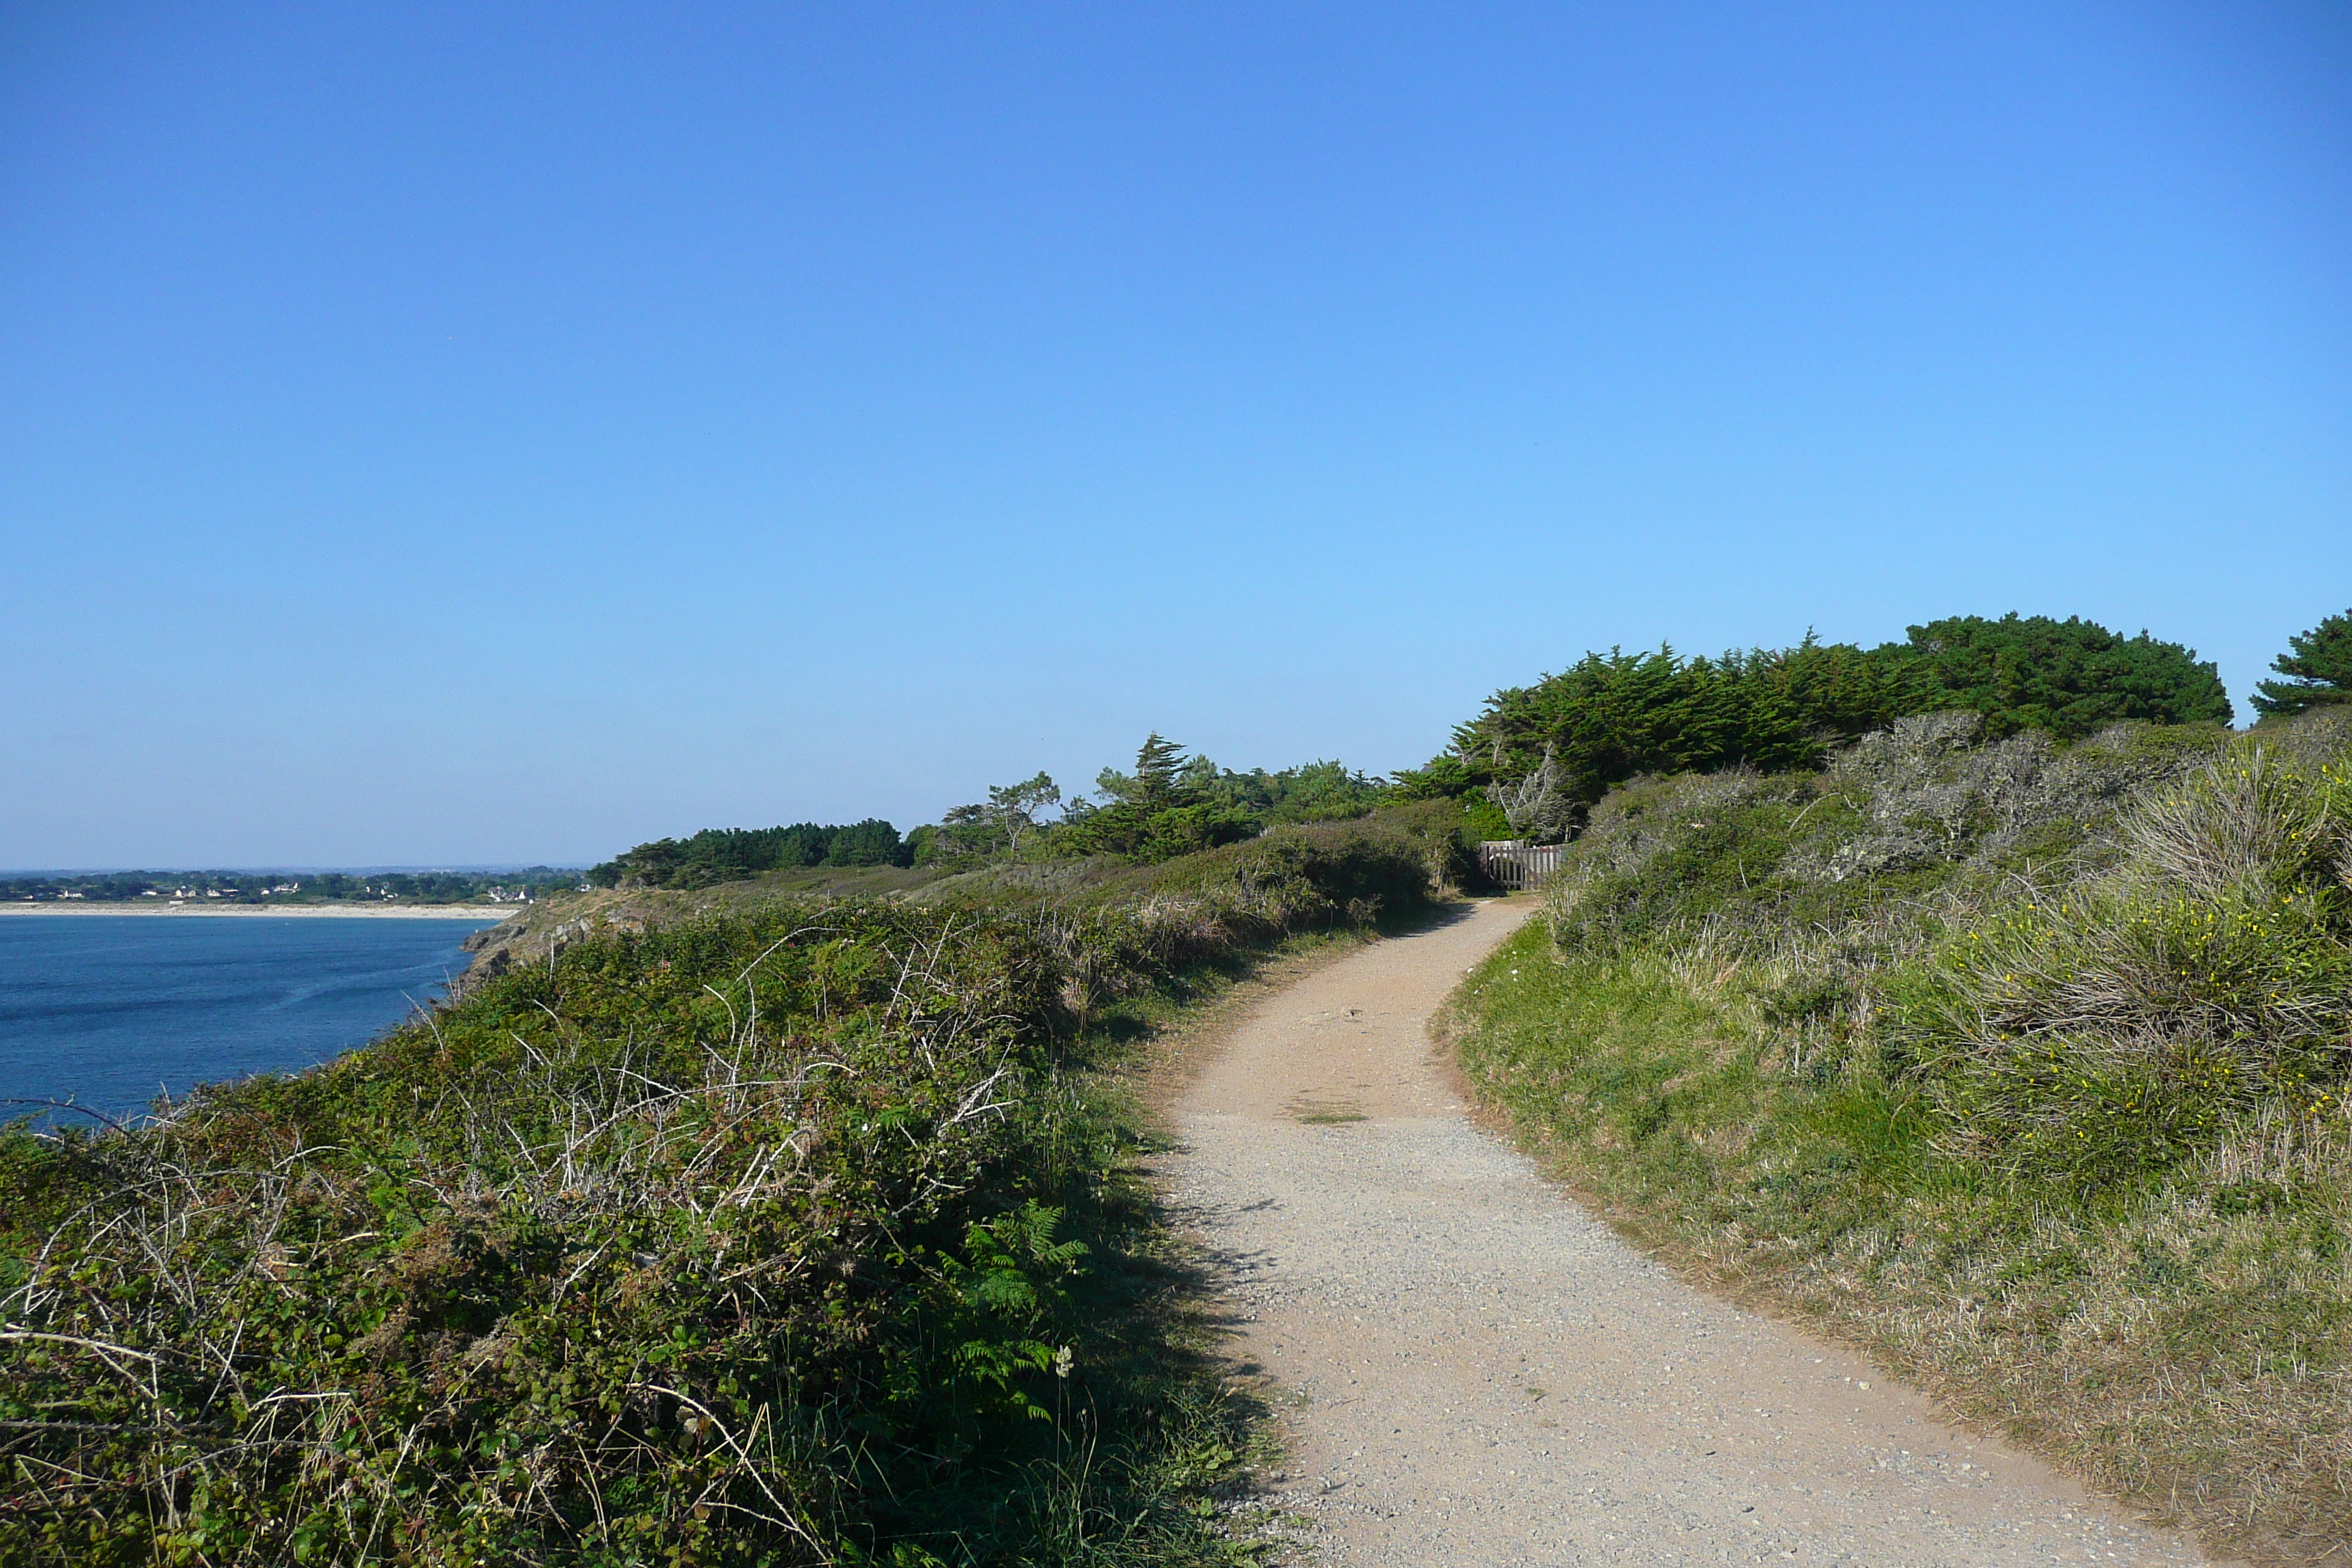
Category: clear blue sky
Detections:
[{"x1": 3, "y1": 3, "x2": 2346, "y2": 869}]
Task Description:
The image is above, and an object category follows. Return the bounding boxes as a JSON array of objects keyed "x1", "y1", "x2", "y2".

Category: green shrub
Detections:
[
  {"x1": 1444, "y1": 637, "x2": 1925, "y2": 816},
  {"x1": 0, "y1": 886, "x2": 1345, "y2": 1567},
  {"x1": 1053, "y1": 740, "x2": 1393, "y2": 865},
  {"x1": 1883, "y1": 746, "x2": 2352, "y2": 1182},
  {"x1": 1121, "y1": 812, "x2": 1451, "y2": 916},
  {"x1": 1452, "y1": 709, "x2": 2352, "y2": 1557}
]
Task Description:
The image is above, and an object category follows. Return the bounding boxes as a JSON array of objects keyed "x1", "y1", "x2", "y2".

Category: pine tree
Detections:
[
  {"x1": 1131, "y1": 733, "x2": 1191, "y2": 808},
  {"x1": 2252, "y1": 609, "x2": 2352, "y2": 717},
  {"x1": 1093, "y1": 734, "x2": 1197, "y2": 813}
]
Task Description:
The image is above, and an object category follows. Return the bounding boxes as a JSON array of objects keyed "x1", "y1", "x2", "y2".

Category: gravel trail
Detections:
[{"x1": 1164, "y1": 897, "x2": 2225, "y2": 1567}]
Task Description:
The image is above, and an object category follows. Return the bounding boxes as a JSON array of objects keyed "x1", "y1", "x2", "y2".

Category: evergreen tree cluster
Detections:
[
  {"x1": 584, "y1": 608, "x2": 2334, "y2": 884},
  {"x1": 2253, "y1": 607, "x2": 2352, "y2": 716},
  {"x1": 932, "y1": 739, "x2": 1393, "y2": 866},
  {"x1": 588, "y1": 818, "x2": 908, "y2": 889},
  {"x1": 585, "y1": 743, "x2": 1398, "y2": 888},
  {"x1": 1403, "y1": 614, "x2": 2234, "y2": 836}
]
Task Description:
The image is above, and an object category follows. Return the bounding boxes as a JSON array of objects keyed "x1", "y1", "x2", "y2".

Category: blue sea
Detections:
[{"x1": 0, "y1": 916, "x2": 500, "y2": 1126}]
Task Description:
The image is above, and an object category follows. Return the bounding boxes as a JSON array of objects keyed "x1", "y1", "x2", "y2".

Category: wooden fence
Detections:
[{"x1": 1477, "y1": 840, "x2": 1563, "y2": 890}]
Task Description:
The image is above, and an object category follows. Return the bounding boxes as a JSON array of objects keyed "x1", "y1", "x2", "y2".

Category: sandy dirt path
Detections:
[{"x1": 1163, "y1": 898, "x2": 2225, "y2": 1567}]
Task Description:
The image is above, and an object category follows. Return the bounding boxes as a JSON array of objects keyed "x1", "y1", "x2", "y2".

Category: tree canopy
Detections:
[
  {"x1": 1414, "y1": 613, "x2": 2234, "y2": 838},
  {"x1": 589, "y1": 818, "x2": 908, "y2": 888},
  {"x1": 1893, "y1": 613, "x2": 2231, "y2": 738},
  {"x1": 917, "y1": 742, "x2": 1397, "y2": 867},
  {"x1": 2253, "y1": 608, "x2": 2352, "y2": 717}
]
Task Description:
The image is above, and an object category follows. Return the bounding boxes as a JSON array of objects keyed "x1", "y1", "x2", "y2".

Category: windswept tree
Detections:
[
  {"x1": 2253, "y1": 608, "x2": 2352, "y2": 717},
  {"x1": 1487, "y1": 744, "x2": 1572, "y2": 840},
  {"x1": 1062, "y1": 736, "x2": 1258, "y2": 862},
  {"x1": 935, "y1": 772, "x2": 1064, "y2": 861},
  {"x1": 987, "y1": 772, "x2": 1063, "y2": 854},
  {"x1": 1096, "y1": 733, "x2": 1195, "y2": 810}
]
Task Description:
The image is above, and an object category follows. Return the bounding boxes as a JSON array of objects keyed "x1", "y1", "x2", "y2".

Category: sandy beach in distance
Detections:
[{"x1": 0, "y1": 903, "x2": 516, "y2": 919}]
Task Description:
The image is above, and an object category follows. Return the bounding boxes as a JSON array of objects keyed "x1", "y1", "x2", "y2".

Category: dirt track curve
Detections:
[{"x1": 1164, "y1": 897, "x2": 2226, "y2": 1567}]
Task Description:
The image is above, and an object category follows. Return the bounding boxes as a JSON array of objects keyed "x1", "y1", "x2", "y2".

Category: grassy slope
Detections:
[
  {"x1": 2, "y1": 814, "x2": 1458, "y2": 1566},
  {"x1": 461, "y1": 802, "x2": 1469, "y2": 992},
  {"x1": 1448, "y1": 712, "x2": 2352, "y2": 1564}
]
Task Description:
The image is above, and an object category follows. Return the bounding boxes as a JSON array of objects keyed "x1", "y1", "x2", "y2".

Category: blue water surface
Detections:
[{"x1": 0, "y1": 916, "x2": 500, "y2": 1125}]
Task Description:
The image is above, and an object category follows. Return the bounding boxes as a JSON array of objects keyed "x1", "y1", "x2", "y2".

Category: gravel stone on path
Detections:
[{"x1": 1160, "y1": 897, "x2": 2229, "y2": 1567}]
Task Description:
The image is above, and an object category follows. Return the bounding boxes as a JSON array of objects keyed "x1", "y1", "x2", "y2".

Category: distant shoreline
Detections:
[{"x1": 0, "y1": 903, "x2": 516, "y2": 920}]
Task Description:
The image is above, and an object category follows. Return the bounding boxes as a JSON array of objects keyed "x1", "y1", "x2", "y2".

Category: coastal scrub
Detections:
[
  {"x1": 1, "y1": 817, "x2": 1447, "y2": 1566},
  {"x1": 1450, "y1": 711, "x2": 2352, "y2": 1562}
]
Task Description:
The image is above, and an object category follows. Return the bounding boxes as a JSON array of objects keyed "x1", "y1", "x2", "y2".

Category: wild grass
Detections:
[
  {"x1": 1450, "y1": 712, "x2": 2352, "y2": 1564},
  {"x1": 0, "y1": 823, "x2": 1441, "y2": 1566},
  {"x1": 463, "y1": 806, "x2": 1468, "y2": 996}
]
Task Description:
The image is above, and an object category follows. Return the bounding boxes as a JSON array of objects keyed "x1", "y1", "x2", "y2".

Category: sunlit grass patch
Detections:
[
  {"x1": 0, "y1": 881, "x2": 1395, "y2": 1565},
  {"x1": 1448, "y1": 715, "x2": 2352, "y2": 1563}
]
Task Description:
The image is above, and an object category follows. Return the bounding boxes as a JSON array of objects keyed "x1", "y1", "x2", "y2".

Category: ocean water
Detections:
[{"x1": 0, "y1": 916, "x2": 500, "y2": 1126}]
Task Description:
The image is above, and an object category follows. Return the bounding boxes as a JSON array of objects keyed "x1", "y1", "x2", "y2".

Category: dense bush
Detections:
[
  {"x1": 2, "y1": 908, "x2": 1049, "y2": 1564},
  {"x1": 0, "y1": 826, "x2": 1447, "y2": 1565},
  {"x1": 1188, "y1": 760, "x2": 1391, "y2": 827},
  {"x1": 1410, "y1": 614, "x2": 2234, "y2": 837},
  {"x1": 1885, "y1": 746, "x2": 2352, "y2": 1180},
  {"x1": 1428, "y1": 637, "x2": 1923, "y2": 829},
  {"x1": 1049, "y1": 739, "x2": 1393, "y2": 866},
  {"x1": 599, "y1": 742, "x2": 1398, "y2": 889},
  {"x1": 1538, "y1": 712, "x2": 2226, "y2": 954},
  {"x1": 920, "y1": 807, "x2": 1469, "y2": 1005},
  {"x1": 1451, "y1": 709, "x2": 2352, "y2": 1558},
  {"x1": 1102, "y1": 806, "x2": 1464, "y2": 921}
]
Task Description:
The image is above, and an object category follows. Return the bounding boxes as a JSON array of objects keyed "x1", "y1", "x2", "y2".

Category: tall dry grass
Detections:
[{"x1": 1454, "y1": 712, "x2": 2352, "y2": 1561}]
